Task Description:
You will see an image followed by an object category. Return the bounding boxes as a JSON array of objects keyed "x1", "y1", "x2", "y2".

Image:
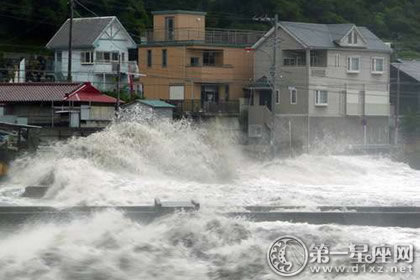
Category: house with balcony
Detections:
[
  {"x1": 391, "y1": 60, "x2": 420, "y2": 115},
  {"x1": 46, "y1": 16, "x2": 139, "y2": 92},
  {"x1": 138, "y1": 10, "x2": 265, "y2": 118},
  {"x1": 248, "y1": 22, "x2": 392, "y2": 151}
]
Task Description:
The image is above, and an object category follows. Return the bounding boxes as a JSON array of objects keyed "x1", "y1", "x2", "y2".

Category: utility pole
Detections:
[
  {"x1": 115, "y1": 53, "x2": 121, "y2": 117},
  {"x1": 253, "y1": 14, "x2": 279, "y2": 151},
  {"x1": 395, "y1": 64, "x2": 401, "y2": 145},
  {"x1": 67, "y1": 0, "x2": 74, "y2": 82}
]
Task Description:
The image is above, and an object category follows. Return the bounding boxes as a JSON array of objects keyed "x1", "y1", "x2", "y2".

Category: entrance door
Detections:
[
  {"x1": 259, "y1": 90, "x2": 272, "y2": 111},
  {"x1": 201, "y1": 85, "x2": 219, "y2": 105}
]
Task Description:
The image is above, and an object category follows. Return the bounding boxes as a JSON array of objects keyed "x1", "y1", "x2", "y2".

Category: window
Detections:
[
  {"x1": 315, "y1": 90, "x2": 328, "y2": 106},
  {"x1": 347, "y1": 30, "x2": 358, "y2": 45},
  {"x1": 162, "y1": 49, "x2": 167, "y2": 67},
  {"x1": 104, "y1": 52, "x2": 110, "y2": 62},
  {"x1": 203, "y1": 51, "x2": 216, "y2": 66},
  {"x1": 112, "y1": 52, "x2": 119, "y2": 62},
  {"x1": 190, "y1": 57, "x2": 200, "y2": 66},
  {"x1": 147, "y1": 50, "x2": 152, "y2": 67},
  {"x1": 371, "y1": 57, "x2": 384, "y2": 73},
  {"x1": 275, "y1": 89, "x2": 280, "y2": 104},
  {"x1": 347, "y1": 56, "x2": 360, "y2": 73},
  {"x1": 96, "y1": 52, "x2": 119, "y2": 63},
  {"x1": 289, "y1": 87, "x2": 297, "y2": 104},
  {"x1": 80, "y1": 51, "x2": 93, "y2": 64},
  {"x1": 56, "y1": 51, "x2": 62, "y2": 63},
  {"x1": 334, "y1": 54, "x2": 340, "y2": 67},
  {"x1": 165, "y1": 17, "x2": 174, "y2": 41}
]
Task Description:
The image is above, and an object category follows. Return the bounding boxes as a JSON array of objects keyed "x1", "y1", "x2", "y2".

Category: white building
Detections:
[{"x1": 46, "y1": 16, "x2": 139, "y2": 92}]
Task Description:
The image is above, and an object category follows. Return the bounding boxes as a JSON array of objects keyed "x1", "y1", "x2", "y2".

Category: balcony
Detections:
[
  {"x1": 142, "y1": 28, "x2": 265, "y2": 47},
  {"x1": 173, "y1": 100, "x2": 240, "y2": 116}
]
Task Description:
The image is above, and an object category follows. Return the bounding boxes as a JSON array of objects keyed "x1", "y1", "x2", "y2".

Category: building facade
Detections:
[
  {"x1": 249, "y1": 22, "x2": 392, "y2": 151},
  {"x1": 138, "y1": 10, "x2": 264, "y2": 118},
  {"x1": 46, "y1": 17, "x2": 139, "y2": 92},
  {"x1": 0, "y1": 82, "x2": 118, "y2": 128}
]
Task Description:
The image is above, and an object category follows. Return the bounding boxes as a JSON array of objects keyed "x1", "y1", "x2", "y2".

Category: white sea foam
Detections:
[{"x1": 0, "y1": 113, "x2": 419, "y2": 279}]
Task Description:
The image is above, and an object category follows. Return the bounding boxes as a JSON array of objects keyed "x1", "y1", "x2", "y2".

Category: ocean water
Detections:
[{"x1": 0, "y1": 118, "x2": 419, "y2": 279}]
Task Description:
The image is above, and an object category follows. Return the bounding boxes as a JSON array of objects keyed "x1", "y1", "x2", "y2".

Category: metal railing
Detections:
[
  {"x1": 143, "y1": 28, "x2": 265, "y2": 46},
  {"x1": 172, "y1": 100, "x2": 240, "y2": 116}
]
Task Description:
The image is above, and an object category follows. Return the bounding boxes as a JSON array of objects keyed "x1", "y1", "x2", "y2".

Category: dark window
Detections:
[
  {"x1": 162, "y1": 49, "x2": 167, "y2": 67},
  {"x1": 165, "y1": 17, "x2": 174, "y2": 41},
  {"x1": 147, "y1": 50, "x2": 152, "y2": 67},
  {"x1": 190, "y1": 57, "x2": 200, "y2": 66},
  {"x1": 112, "y1": 52, "x2": 119, "y2": 62},
  {"x1": 104, "y1": 52, "x2": 111, "y2": 62},
  {"x1": 56, "y1": 51, "x2": 62, "y2": 62},
  {"x1": 203, "y1": 51, "x2": 216, "y2": 66}
]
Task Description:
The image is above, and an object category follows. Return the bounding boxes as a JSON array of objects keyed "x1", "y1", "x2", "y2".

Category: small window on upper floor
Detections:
[
  {"x1": 190, "y1": 57, "x2": 200, "y2": 66},
  {"x1": 289, "y1": 87, "x2": 297, "y2": 104},
  {"x1": 275, "y1": 89, "x2": 280, "y2": 104},
  {"x1": 203, "y1": 51, "x2": 216, "y2": 66},
  {"x1": 371, "y1": 57, "x2": 384, "y2": 74},
  {"x1": 81, "y1": 51, "x2": 94, "y2": 65},
  {"x1": 347, "y1": 30, "x2": 358, "y2": 45},
  {"x1": 162, "y1": 49, "x2": 167, "y2": 67},
  {"x1": 315, "y1": 90, "x2": 328, "y2": 106},
  {"x1": 347, "y1": 56, "x2": 360, "y2": 73},
  {"x1": 147, "y1": 50, "x2": 152, "y2": 67},
  {"x1": 334, "y1": 54, "x2": 340, "y2": 67},
  {"x1": 56, "y1": 51, "x2": 62, "y2": 63}
]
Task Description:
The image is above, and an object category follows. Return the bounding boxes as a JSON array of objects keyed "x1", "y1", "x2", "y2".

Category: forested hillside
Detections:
[{"x1": 0, "y1": 0, "x2": 419, "y2": 58}]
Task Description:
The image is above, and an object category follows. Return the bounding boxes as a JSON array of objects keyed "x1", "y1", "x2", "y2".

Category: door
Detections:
[{"x1": 70, "y1": 112, "x2": 80, "y2": 128}]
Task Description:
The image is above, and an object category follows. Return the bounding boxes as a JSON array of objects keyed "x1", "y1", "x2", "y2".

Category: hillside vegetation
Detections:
[{"x1": 0, "y1": 0, "x2": 419, "y2": 58}]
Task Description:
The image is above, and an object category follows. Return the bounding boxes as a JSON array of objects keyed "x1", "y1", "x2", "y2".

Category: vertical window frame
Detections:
[{"x1": 147, "y1": 49, "x2": 152, "y2": 68}]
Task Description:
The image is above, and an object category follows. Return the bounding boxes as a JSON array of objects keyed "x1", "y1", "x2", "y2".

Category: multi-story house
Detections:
[
  {"x1": 46, "y1": 16, "x2": 139, "y2": 92},
  {"x1": 391, "y1": 60, "x2": 420, "y2": 115},
  {"x1": 138, "y1": 10, "x2": 264, "y2": 118},
  {"x1": 248, "y1": 22, "x2": 392, "y2": 150}
]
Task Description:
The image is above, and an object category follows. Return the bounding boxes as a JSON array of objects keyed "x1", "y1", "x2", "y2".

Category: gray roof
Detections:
[
  {"x1": 253, "y1": 21, "x2": 392, "y2": 53},
  {"x1": 46, "y1": 17, "x2": 115, "y2": 49},
  {"x1": 392, "y1": 61, "x2": 420, "y2": 82}
]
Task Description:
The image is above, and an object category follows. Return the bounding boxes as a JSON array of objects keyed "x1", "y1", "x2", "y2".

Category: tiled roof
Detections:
[
  {"x1": 46, "y1": 17, "x2": 115, "y2": 49},
  {"x1": 0, "y1": 82, "x2": 118, "y2": 103},
  {"x1": 0, "y1": 83, "x2": 81, "y2": 102}
]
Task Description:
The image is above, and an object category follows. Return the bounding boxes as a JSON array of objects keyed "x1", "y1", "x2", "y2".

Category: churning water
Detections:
[{"x1": 0, "y1": 117, "x2": 419, "y2": 279}]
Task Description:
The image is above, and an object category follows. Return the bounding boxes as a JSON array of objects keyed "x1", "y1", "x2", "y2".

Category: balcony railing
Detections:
[
  {"x1": 143, "y1": 28, "x2": 265, "y2": 46},
  {"x1": 172, "y1": 100, "x2": 240, "y2": 116}
]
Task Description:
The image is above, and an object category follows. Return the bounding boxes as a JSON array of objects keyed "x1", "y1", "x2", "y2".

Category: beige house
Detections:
[{"x1": 138, "y1": 10, "x2": 264, "y2": 117}]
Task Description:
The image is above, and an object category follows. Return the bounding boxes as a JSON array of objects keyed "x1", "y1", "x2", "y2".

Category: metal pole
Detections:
[
  {"x1": 362, "y1": 84, "x2": 367, "y2": 146},
  {"x1": 67, "y1": 0, "x2": 74, "y2": 82},
  {"x1": 289, "y1": 119, "x2": 292, "y2": 157},
  {"x1": 270, "y1": 14, "x2": 279, "y2": 151},
  {"x1": 116, "y1": 53, "x2": 121, "y2": 115},
  {"x1": 395, "y1": 65, "x2": 400, "y2": 145}
]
